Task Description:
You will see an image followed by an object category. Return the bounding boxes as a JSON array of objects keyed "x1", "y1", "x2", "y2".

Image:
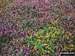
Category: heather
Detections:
[{"x1": 0, "y1": 0, "x2": 75, "y2": 56}]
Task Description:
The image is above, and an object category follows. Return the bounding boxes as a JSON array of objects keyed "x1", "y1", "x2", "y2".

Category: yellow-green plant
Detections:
[{"x1": 26, "y1": 24, "x2": 74, "y2": 55}]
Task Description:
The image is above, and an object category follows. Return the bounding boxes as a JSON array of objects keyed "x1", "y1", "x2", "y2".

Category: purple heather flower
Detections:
[
  {"x1": 24, "y1": 50, "x2": 27, "y2": 53},
  {"x1": 0, "y1": 32, "x2": 2, "y2": 36},
  {"x1": 0, "y1": 19, "x2": 2, "y2": 22},
  {"x1": 27, "y1": 48, "x2": 30, "y2": 51},
  {"x1": 24, "y1": 54, "x2": 27, "y2": 56},
  {"x1": 13, "y1": 43, "x2": 15, "y2": 45},
  {"x1": 5, "y1": 31, "x2": 8, "y2": 34},
  {"x1": 32, "y1": 23, "x2": 36, "y2": 26},
  {"x1": 15, "y1": 46, "x2": 18, "y2": 49}
]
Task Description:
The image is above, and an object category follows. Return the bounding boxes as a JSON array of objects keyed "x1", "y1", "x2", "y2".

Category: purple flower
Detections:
[
  {"x1": 0, "y1": 32, "x2": 2, "y2": 36},
  {"x1": 0, "y1": 19, "x2": 2, "y2": 22},
  {"x1": 15, "y1": 46, "x2": 18, "y2": 49},
  {"x1": 24, "y1": 54, "x2": 27, "y2": 56},
  {"x1": 24, "y1": 50, "x2": 27, "y2": 53}
]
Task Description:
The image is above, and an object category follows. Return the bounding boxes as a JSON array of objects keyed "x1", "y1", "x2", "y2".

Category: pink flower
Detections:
[
  {"x1": 24, "y1": 16, "x2": 26, "y2": 18},
  {"x1": 54, "y1": 39, "x2": 57, "y2": 40},
  {"x1": 6, "y1": 0, "x2": 8, "y2": 1},
  {"x1": 68, "y1": 5, "x2": 73, "y2": 9},
  {"x1": 15, "y1": 46, "x2": 18, "y2": 48},
  {"x1": 46, "y1": 15, "x2": 51, "y2": 20},
  {"x1": 70, "y1": 48, "x2": 73, "y2": 51},
  {"x1": 72, "y1": 13, "x2": 75, "y2": 19},
  {"x1": 63, "y1": 36, "x2": 64, "y2": 40},
  {"x1": 14, "y1": 0, "x2": 23, "y2": 2},
  {"x1": 21, "y1": 37, "x2": 25, "y2": 42},
  {"x1": 13, "y1": 43, "x2": 15, "y2": 45},
  {"x1": 0, "y1": 19, "x2": 2, "y2": 22},
  {"x1": 32, "y1": 0, "x2": 39, "y2": 6},
  {"x1": 21, "y1": 37, "x2": 24, "y2": 40},
  {"x1": 60, "y1": 0, "x2": 65, "y2": 2},
  {"x1": 45, "y1": 0, "x2": 49, "y2": 3},
  {"x1": 57, "y1": 42, "x2": 60, "y2": 45},
  {"x1": 55, "y1": 52, "x2": 59, "y2": 56},
  {"x1": 55, "y1": 20, "x2": 58, "y2": 24}
]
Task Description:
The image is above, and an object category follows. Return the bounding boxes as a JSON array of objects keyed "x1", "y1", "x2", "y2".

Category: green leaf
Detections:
[
  {"x1": 17, "y1": 14, "x2": 21, "y2": 18},
  {"x1": 50, "y1": 48, "x2": 54, "y2": 53},
  {"x1": 38, "y1": 42, "x2": 42, "y2": 46},
  {"x1": 61, "y1": 24, "x2": 64, "y2": 27},
  {"x1": 23, "y1": 19, "x2": 27, "y2": 24},
  {"x1": 52, "y1": 12, "x2": 56, "y2": 15}
]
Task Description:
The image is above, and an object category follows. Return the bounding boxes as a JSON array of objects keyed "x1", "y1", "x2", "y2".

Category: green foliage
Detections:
[{"x1": 25, "y1": 25, "x2": 65, "y2": 55}]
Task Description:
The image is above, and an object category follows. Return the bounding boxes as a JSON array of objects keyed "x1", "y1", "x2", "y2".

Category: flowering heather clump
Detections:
[{"x1": 0, "y1": 0, "x2": 75, "y2": 56}]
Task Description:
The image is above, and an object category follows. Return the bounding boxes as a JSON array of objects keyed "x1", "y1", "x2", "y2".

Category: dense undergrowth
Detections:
[{"x1": 0, "y1": 0, "x2": 75, "y2": 56}]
